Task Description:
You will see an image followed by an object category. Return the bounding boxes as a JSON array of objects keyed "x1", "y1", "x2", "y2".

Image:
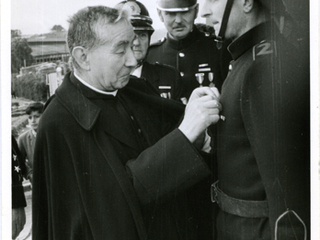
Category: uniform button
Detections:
[
  {"x1": 130, "y1": 116, "x2": 134, "y2": 121},
  {"x1": 180, "y1": 72, "x2": 184, "y2": 77},
  {"x1": 179, "y1": 52, "x2": 185, "y2": 57},
  {"x1": 138, "y1": 129, "x2": 142, "y2": 134},
  {"x1": 229, "y1": 64, "x2": 233, "y2": 71}
]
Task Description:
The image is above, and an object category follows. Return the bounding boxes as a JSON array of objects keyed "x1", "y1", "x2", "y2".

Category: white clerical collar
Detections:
[
  {"x1": 74, "y1": 71, "x2": 118, "y2": 96},
  {"x1": 131, "y1": 65, "x2": 143, "y2": 79}
]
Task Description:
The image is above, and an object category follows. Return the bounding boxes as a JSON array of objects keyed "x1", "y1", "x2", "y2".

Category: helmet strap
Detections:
[{"x1": 216, "y1": 0, "x2": 234, "y2": 49}]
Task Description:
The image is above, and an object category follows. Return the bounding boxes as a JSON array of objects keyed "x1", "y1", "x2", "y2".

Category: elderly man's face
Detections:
[
  {"x1": 201, "y1": 0, "x2": 245, "y2": 39},
  {"x1": 87, "y1": 19, "x2": 137, "y2": 91},
  {"x1": 158, "y1": 8, "x2": 198, "y2": 41},
  {"x1": 132, "y1": 31, "x2": 150, "y2": 61}
]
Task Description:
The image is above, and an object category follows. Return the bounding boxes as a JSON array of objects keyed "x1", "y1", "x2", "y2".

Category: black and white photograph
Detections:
[{"x1": 1, "y1": 0, "x2": 319, "y2": 239}]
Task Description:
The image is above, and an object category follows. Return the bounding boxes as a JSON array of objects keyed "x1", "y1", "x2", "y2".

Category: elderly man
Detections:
[
  {"x1": 147, "y1": 0, "x2": 231, "y2": 101},
  {"x1": 116, "y1": 0, "x2": 182, "y2": 100},
  {"x1": 201, "y1": 0, "x2": 310, "y2": 239},
  {"x1": 33, "y1": 6, "x2": 222, "y2": 240}
]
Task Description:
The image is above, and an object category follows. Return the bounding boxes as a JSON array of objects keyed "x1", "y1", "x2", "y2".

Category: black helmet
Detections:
[
  {"x1": 116, "y1": 0, "x2": 154, "y2": 34},
  {"x1": 215, "y1": 0, "x2": 292, "y2": 49},
  {"x1": 156, "y1": 0, "x2": 198, "y2": 12}
]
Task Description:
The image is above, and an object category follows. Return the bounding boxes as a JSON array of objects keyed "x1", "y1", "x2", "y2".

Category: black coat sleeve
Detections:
[
  {"x1": 12, "y1": 136, "x2": 27, "y2": 209},
  {"x1": 126, "y1": 129, "x2": 211, "y2": 205}
]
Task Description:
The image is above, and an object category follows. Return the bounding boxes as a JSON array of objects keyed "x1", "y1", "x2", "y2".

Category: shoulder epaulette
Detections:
[
  {"x1": 149, "y1": 37, "x2": 166, "y2": 47},
  {"x1": 252, "y1": 40, "x2": 276, "y2": 61}
]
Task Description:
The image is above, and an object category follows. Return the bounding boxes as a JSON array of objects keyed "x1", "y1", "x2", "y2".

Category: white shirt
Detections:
[
  {"x1": 74, "y1": 71, "x2": 118, "y2": 96},
  {"x1": 131, "y1": 65, "x2": 143, "y2": 79}
]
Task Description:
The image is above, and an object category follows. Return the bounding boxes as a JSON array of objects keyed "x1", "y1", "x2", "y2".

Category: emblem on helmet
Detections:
[{"x1": 122, "y1": 1, "x2": 141, "y2": 16}]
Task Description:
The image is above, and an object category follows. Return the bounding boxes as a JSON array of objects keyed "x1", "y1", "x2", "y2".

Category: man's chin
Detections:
[
  {"x1": 120, "y1": 75, "x2": 131, "y2": 84},
  {"x1": 120, "y1": 78, "x2": 130, "y2": 89},
  {"x1": 171, "y1": 29, "x2": 189, "y2": 40}
]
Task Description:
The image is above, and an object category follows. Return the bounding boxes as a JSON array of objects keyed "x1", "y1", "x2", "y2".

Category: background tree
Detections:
[
  {"x1": 12, "y1": 73, "x2": 48, "y2": 101},
  {"x1": 11, "y1": 38, "x2": 34, "y2": 73},
  {"x1": 51, "y1": 25, "x2": 65, "y2": 32},
  {"x1": 11, "y1": 29, "x2": 22, "y2": 39}
]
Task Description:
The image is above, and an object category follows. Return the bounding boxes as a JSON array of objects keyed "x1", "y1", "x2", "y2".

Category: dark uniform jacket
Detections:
[
  {"x1": 32, "y1": 72, "x2": 211, "y2": 240},
  {"x1": 215, "y1": 22, "x2": 310, "y2": 240},
  {"x1": 147, "y1": 26, "x2": 230, "y2": 99},
  {"x1": 12, "y1": 136, "x2": 27, "y2": 209},
  {"x1": 141, "y1": 61, "x2": 182, "y2": 101}
]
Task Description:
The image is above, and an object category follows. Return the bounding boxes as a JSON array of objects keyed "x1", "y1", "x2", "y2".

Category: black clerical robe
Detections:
[{"x1": 33, "y1": 72, "x2": 211, "y2": 240}]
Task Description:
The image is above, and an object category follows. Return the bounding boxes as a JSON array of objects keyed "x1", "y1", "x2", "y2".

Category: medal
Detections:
[
  {"x1": 195, "y1": 73, "x2": 205, "y2": 87},
  {"x1": 208, "y1": 72, "x2": 215, "y2": 88}
]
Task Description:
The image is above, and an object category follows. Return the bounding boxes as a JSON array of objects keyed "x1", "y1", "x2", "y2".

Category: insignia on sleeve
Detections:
[{"x1": 252, "y1": 40, "x2": 277, "y2": 61}]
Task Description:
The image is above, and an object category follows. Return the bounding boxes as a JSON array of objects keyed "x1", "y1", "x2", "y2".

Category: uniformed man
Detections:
[
  {"x1": 116, "y1": 0, "x2": 182, "y2": 101},
  {"x1": 201, "y1": 0, "x2": 310, "y2": 239},
  {"x1": 147, "y1": 0, "x2": 231, "y2": 101}
]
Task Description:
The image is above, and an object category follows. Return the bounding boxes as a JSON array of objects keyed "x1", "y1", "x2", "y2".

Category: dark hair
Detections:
[
  {"x1": 67, "y1": 6, "x2": 129, "y2": 69},
  {"x1": 26, "y1": 102, "x2": 44, "y2": 115}
]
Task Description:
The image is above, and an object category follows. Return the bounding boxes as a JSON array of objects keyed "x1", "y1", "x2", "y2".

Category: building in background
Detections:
[{"x1": 27, "y1": 26, "x2": 69, "y2": 64}]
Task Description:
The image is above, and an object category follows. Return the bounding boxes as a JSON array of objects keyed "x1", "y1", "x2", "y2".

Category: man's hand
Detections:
[
  {"x1": 188, "y1": 86, "x2": 220, "y2": 103},
  {"x1": 179, "y1": 87, "x2": 222, "y2": 143},
  {"x1": 12, "y1": 207, "x2": 26, "y2": 239}
]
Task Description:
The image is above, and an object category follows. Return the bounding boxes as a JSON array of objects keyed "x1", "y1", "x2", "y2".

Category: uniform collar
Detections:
[
  {"x1": 167, "y1": 25, "x2": 200, "y2": 50},
  {"x1": 228, "y1": 22, "x2": 271, "y2": 60}
]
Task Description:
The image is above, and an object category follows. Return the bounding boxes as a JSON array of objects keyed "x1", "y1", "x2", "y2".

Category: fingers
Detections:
[
  {"x1": 194, "y1": 87, "x2": 218, "y2": 98},
  {"x1": 179, "y1": 88, "x2": 223, "y2": 143},
  {"x1": 201, "y1": 98, "x2": 222, "y2": 111},
  {"x1": 189, "y1": 87, "x2": 220, "y2": 103},
  {"x1": 210, "y1": 87, "x2": 220, "y2": 100}
]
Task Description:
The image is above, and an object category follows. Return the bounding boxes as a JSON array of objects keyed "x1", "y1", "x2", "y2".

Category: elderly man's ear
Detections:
[
  {"x1": 243, "y1": 0, "x2": 254, "y2": 13},
  {"x1": 72, "y1": 47, "x2": 91, "y2": 71}
]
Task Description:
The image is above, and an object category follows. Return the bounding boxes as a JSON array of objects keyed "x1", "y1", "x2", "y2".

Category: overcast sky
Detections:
[{"x1": 11, "y1": 0, "x2": 206, "y2": 35}]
